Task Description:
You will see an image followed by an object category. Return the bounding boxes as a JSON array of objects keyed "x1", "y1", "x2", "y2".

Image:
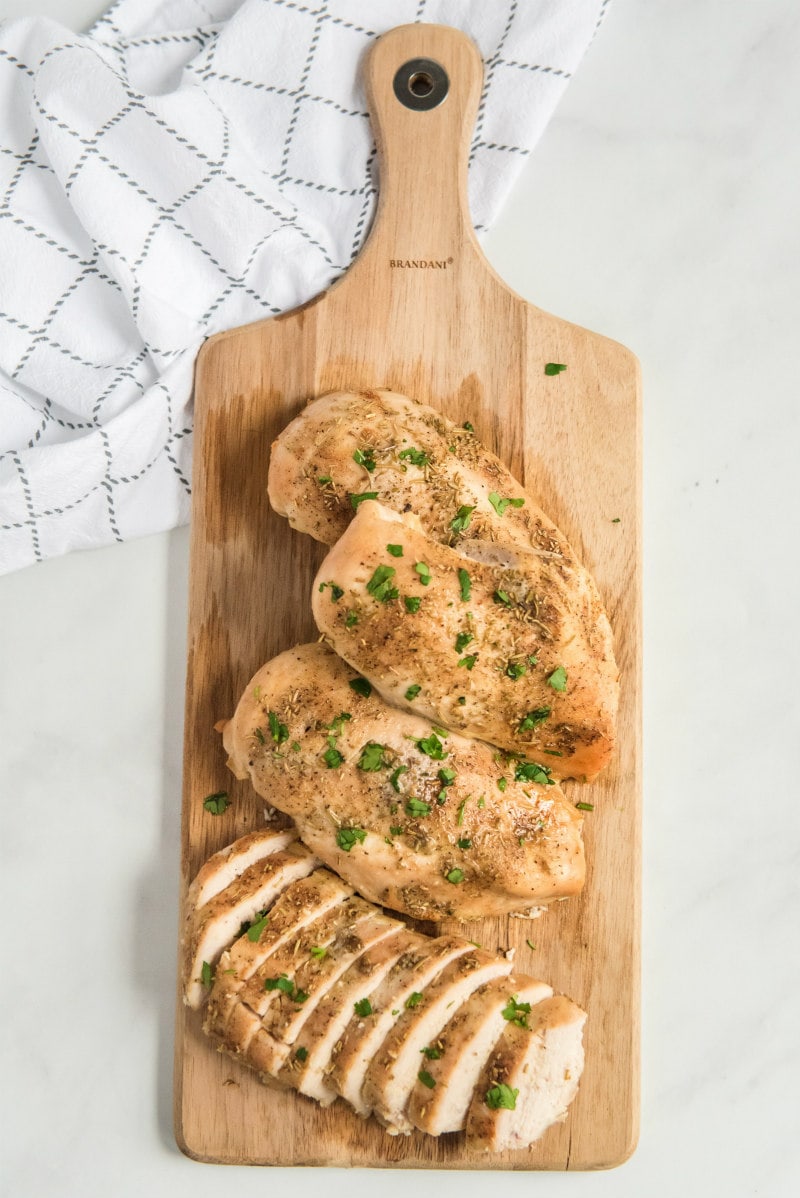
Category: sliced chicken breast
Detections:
[
  {"x1": 183, "y1": 844, "x2": 318, "y2": 1009},
  {"x1": 362, "y1": 949, "x2": 513, "y2": 1135},
  {"x1": 465, "y1": 995, "x2": 587, "y2": 1152},
  {"x1": 406, "y1": 974, "x2": 553, "y2": 1135},
  {"x1": 327, "y1": 935, "x2": 474, "y2": 1117},
  {"x1": 279, "y1": 929, "x2": 419, "y2": 1103},
  {"x1": 185, "y1": 827, "x2": 297, "y2": 911},
  {"x1": 312, "y1": 500, "x2": 616, "y2": 780},
  {"x1": 204, "y1": 869, "x2": 353, "y2": 1037},
  {"x1": 222, "y1": 643, "x2": 585, "y2": 921}
]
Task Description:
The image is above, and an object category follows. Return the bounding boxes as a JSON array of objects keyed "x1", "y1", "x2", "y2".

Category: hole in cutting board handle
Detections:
[{"x1": 392, "y1": 57, "x2": 449, "y2": 111}]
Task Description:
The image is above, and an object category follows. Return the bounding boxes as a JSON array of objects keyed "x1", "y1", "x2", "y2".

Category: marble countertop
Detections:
[{"x1": 2, "y1": 0, "x2": 799, "y2": 1195}]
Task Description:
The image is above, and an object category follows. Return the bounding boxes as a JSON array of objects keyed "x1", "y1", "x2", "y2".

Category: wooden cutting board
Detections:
[{"x1": 174, "y1": 23, "x2": 640, "y2": 1171}]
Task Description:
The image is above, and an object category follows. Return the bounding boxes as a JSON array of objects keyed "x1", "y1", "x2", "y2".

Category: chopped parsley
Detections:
[
  {"x1": 354, "y1": 998, "x2": 373, "y2": 1017},
  {"x1": 389, "y1": 765, "x2": 408, "y2": 792},
  {"x1": 458, "y1": 654, "x2": 478, "y2": 670},
  {"x1": 488, "y1": 492, "x2": 525, "y2": 517},
  {"x1": 526, "y1": 939, "x2": 536, "y2": 951},
  {"x1": 477, "y1": 796, "x2": 486, "y2": 809},
  {"x1": 576, "y1": 801, "x2": 595, "y2": 812},
  {"x1": 485, "y1": 1084, "x2": 519, "y2": 1110},
  {"x1": 349, "y1": 676, "x2": 372, "y2": 698},
  {"x1": 203, "y1": 792, "x2": 229, "y2": 815},
  {"x1": 366, "y1": 564, "x2": 398, "y2": 603},
  {"x1": 322, "y1": 745, "x2": 344, "y2": 769},
  {"x1": 353, "y1": 447, "x2": 376, "y2": 471},
  {"x1": 414, "y1": 561, "x2": 432, "y2": 586},
  {"x1": 295, "y1": 1046, "x2": 309, "y2": 1062},
  {"x1": 528, "y1": 654, "x2": 539, "y2": 666},
  {"x1": 336, "y1": 826, "x2": 368, "y2": 852},
  {"x1": 246, "y1": 913, "x2": 269, "y2": 942},
  {"x1": 317, "y1": 474, "x2": 332, "y2": 485},
  {"x1": 493, "y1": 589, "x2": 511, "y2": 606},
  {"x1": 421, "y1": 1045, "x2": 442, "y2": 1059},
  {"x1": 405, "y1": 684, "x2": 421, "y2": 701},
  {"x1": 438, "y1": 767, "x2": 456, "y2": 787},
  {"x1": 445, "y1": 868, "x2": 465, "y2": 885},
  {"x1": 350, "y1": 491, "x2": 378, "y2": 509},
  {"x1": 345, "y1": 610, "x2": 359, "y2": 628},
  {"x1": 502, "y1": 995, "x2": 532, "y2": 1029},
  {"x1": 457, "y1": 837, "x2": 472, "y2": 850},
  {"x1": 547, "y1": 666, "x2": 568, "y2": 692},
  {"x1": 418, "y1": 1070, "x2": 436, "y2": 1089},
  {"x1": 457, "y1": 696, "x2": 467, "y2": 705},
  {"x1": 268, "y1": 710, "x2": 289, "y2": 744},
  {"x1": 450, "y1": 504, "x2": 475, "y2": 534},
  {"x1": 309, "y1": 946, "x2": 327, "y2": 960},
  {"x1": 318, "y1": 580, "x2": 344, "y2": 601},
  {"x1": 515, "y1": 760, "x2": 554, "y2": 786},
  {"x1": 505, "y1": 661, "x2": 526, "y2": 680},
  {"x1": 456, "y1": 797, "x2": 468, "y2": 825},
  {"x1": 544, "y1": 362, "x2": 567, "y2": 375},
  {"x1": 404, "y1": 595, "x2": 422, "y2": 613},
  {"x1": 462, "y1": 421, "x2": 474, "y2": 432},
  {"x1": 497, "y1": 777, "x2": 507, "y2": 792},
  {"x1": 416, "y1": 732, "x2": 447, "y2": 760},
  {"x1": 386, "y1": 543, "x2": 403, "y2": 557},
  {"x1": 405, "y1": 797, "x2": 431, "y2": 818},
  {"x1": 405, "y1": 992, "x2": 423, "y2": 1009},
  {"x1": 518, "y1": 707, "x2": 551, "y2": 733},
  {"x1": 398, "y1": 447, "x2": 428, "y2": 467},
  {"x1": 201, "y1": 961, "x2": 213, "y2": 987},
  {"x1": 389, "y1": 825, "x2": 405, "y2": 836},
  {"x1": 253, "y1": 685, "x2": 262, "y2": 701},
  {"x1": 264, "y1": 974, "x2": 294, "y2": 995},
  {"x1": 455, "y1": 631, "x2": 473, "y2": 653},
  {"x1": 612, "y1": 516, "x2": 621, "y2": 523},
  {"x1": 358, "y1": 742, "x2": 387, "y2": 771},
  {"x1": 254, "y1": 727, "x2": 266, "y2": 744},
  {"x1": 457, "y1": 568, "x2": 471, "y2": 601}
]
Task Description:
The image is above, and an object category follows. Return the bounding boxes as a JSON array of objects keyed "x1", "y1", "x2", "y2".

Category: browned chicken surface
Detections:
[
  {"x1": 312, "y1": 499, "x2": 616, "y2": 780},
  {"x1": 222, "y1": 642, "x2": 585, "y2": 922},
  {"x1": 185, "y1": 841, "x2": 587, "y2": 1152},
  {"x1": 268, "y1": 388, "x2": 618, "y2": 780}
]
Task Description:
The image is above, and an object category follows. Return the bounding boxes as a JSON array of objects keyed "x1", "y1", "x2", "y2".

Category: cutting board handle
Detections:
[{"x1": 357, "y1": 24, "x2": 484, "y2": 267}]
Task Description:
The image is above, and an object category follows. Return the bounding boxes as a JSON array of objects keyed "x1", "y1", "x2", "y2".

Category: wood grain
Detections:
[{"x1": 174, "y1": 23, "x2": 641, "y2": 1171}]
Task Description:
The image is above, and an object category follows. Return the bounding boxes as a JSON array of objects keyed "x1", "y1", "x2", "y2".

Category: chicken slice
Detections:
[
  {"x1": 327, "y1": 935, "x2": 474, "y2": 1117},
  {"x1": 204, "y1": 868, "x2": 353, "y2": 1037},
  {"x1": 185, "y1": 827, "x2": 297, "y2": 911},
  {"x1": 182, "y1": 844, "x2": 318, "y2": 1009},
  {"x1": 362, "y1": 949, "x2": 513, "y2": 1135},
  {"x1": 406, "y1": 974, "x2": 553, "y2": 1135},
  {"x1": 313, "y1": 500, "x2": 616, "y2": 780},
  {"x1": 222, "y1": 642, "x2": 585, "y2": 921},
  {"x1": 465, "y1": 995, "x2": 587, "y2": 1153},
  {"x1": 278, "y1": 929, "x2": 420, "y2": 1103}
]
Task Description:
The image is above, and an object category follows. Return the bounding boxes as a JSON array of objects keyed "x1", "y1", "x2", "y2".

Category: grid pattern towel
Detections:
[{"x1": 0, "y1": 0, "x2": 611, "y2": 574}]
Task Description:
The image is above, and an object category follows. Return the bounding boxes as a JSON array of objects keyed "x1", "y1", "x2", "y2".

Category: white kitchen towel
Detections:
[{"x1": 0, "y1": 0, "x2": 611, "y2": 575}]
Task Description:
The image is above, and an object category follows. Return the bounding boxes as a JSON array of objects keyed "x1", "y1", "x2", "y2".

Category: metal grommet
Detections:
[{"x1": 392, "y1": 57, "x2": 449, "y2": 111}]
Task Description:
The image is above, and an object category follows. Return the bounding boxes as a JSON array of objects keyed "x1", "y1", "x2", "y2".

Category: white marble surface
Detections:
[{"x1": 2, "y1": 0, "x2": 799, "y2": 1195}]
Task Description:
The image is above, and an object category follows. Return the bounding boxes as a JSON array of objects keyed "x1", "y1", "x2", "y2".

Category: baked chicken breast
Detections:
[
  {"x1": 312, "y1": 499, "x2": 615, "y2": 780},
  {"x1": 222, "y1": 642, "x2": 585, "y2": 921},
  {"x1": 268, "y1": 389, "x2": 618, "y2": 780}
]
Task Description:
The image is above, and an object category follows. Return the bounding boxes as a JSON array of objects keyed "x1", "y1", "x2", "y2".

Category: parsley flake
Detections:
[
  {"x1": 457, "y1": 568, "x2": 471, "y2": 601},
  {"x1": 501, "y1": 995, "x2": 532, "y2": 1029},
  {"x1": 310, "y1": 946, "x2": 327, "y2": 960},
  {"x1": 421, "y1": 1045, "x2": 442, "y2": 1059},
  {"x1": 264, "y1": 974, "x2": 294, "y2": 995},
  {"x1": 450, "y1": 504, "x2": 475, "y2": 534},
  {"x1": 576, "y1": 801, "x2": 595, "y2": 812},
  {"x1": 547, "y1": 666, "x2": 567, "y2": 692},
  {"x1": 462, "y1": 421, "x2": 474, "y2": 432},
  {"x1": 201, "y1": 961, "x2": 213, "y2": 987},
  {"x1": 497, "y1": 777, "x2": 507, "y2": 792},
  {"x1": 354, "y1": 998, "x2": 373, "y2": 1017},
  {"x1": 295, "y1": 1046, "x2": 308, "y2": 1062},
  {"x1": 416, "y1": 732, "x2": 447, "y2": 760},
  {"x1": 336, "y1": 826, "x2": 367, "y2": 852},
  {"x1": 418, "y1": 1070, "x2": 436, "y2": 1089},
  {"x1": 485, "y1": 1084, "x2": 519, "y2": 1110},
  {"x1": 246, "y1": 913, "x2": 269, "y2": 942},
  {"x1": 358, "y1": 742, "x2": 386, "y2": 771},
  {"x1": 268, "y1": 710, "x2": 289, "y2": 744},
  {"x1": 405, "y1": 684, "x2": 421, "y2": 701},
  {"x1": 458, "y1": 654, "x2": 478, "y2": 670},
  {"x1": 526, "y1": 939, "x2": 537, "y2": 951},
  {"x1": 493, "y1": 589, "x2": 511, "y2": 606},
  {"x1": 353, "y1": 447, "x2": 376, "y2": 472},
  {"x1": 366, "y1": 564, "x2": 398, "y2": 603},
  {"x1": 319, "y1": 581, "x2": 344, "y2": 601},
  {"x1": 438, "y1": 767, "x2": 456, "y2": 787},
  {"x1": 350, "y1": 491, "x2": 378, "y2": 509},
  {"x1": 544, "y1": 362, "x2": 567, "y2": 376},
  {"x1": 414, "y1": 562, "x2": 432, "y2": 586},
  {"x1": 457, "y1": 837, "x2": 472, "y2": 849},
  {"x1": 518, "y1": 707, "x2": 551, "y2": 733},
  {"x1": 349, "y1": 676, "x2": 372, "y2": 699},
  {"x1": 322, "y1": 746, "x2": 344, "y2": 769},
  {"x1": 390, "y1": 765, "x2": 408, "y2": 792},
  {"x1": 345, "y1": 610, "x2": 359, "y2": 628},
  {"x1": 404, "y1": 595, "x2": 422, "y2": 613},
  {"x1": 398, "y1": 447, "x2": 428, "y2": 467},
  {"x1": 203, "y1": 792, "x2": 229, "y2": 815},
  {"x1": 386, "y1": 543, "x2": 404, "y2": 557},
  {"x1": 505, "y1": 661, "x2": 526, "y2": 680},
  {"x1": 515, "y1": 760, "x2": 554, "y2": 786},
  {"x1": 455, "y1": 631, "x2": 473, "y2": 653},
  {"x1": 405, "y1": 797, "x2": 431, "y2": 818},
  {"x1": 405, "y1": 992, "x2": 423, "y2": 1009},
  {"x1": 488, "y1": 492, "x2": 525, "y2": 517},
  {"x1": 317, "y1": 474, "x2": 332, "y2": 485},
  {"x1": 445, "y1": 868, "x2": 465, "y2": 884},
  {"x1": 389, "y1": 825, "x2": 405, "y2": 836}
]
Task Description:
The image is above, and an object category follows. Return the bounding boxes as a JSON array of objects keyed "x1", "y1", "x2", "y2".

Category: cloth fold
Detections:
[{"x1": 0, "y1": 0, "x2": 611, "y2": 574}]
